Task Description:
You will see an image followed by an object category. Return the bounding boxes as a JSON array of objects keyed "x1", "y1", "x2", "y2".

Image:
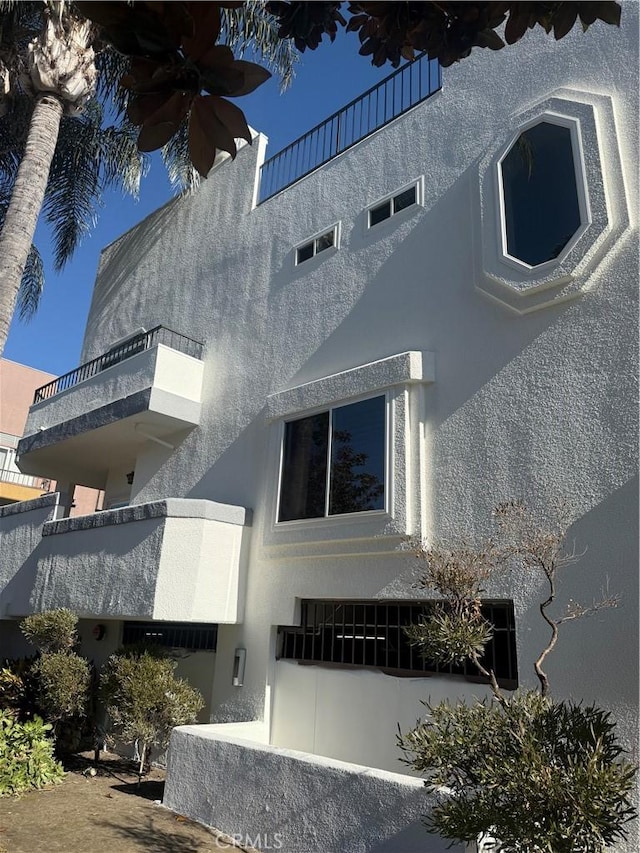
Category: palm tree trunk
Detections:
[{"x1": 0, "y1": 92, "x2": 63, "y2": 355}]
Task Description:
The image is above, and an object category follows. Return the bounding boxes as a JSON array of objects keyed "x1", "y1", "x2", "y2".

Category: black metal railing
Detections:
[
  {"x1": 258, "y1": 54, "x2": 441, "y2": 203},
  {"x1": 279, "y1": 600, "x2": 518, "y2": 687},
  {"x1": 33, "y1": 326, "x2": 204, "y2": 403},
  {"x1": 123, "y1": 621, "x2": 218, "y2": 651}
]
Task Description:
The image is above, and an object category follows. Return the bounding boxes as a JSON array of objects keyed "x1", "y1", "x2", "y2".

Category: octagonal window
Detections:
[{"x1": 501, "y1": 121, "x2": 582, "y2": 267}]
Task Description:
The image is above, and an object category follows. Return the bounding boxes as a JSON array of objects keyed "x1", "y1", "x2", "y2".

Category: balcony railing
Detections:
[
  {"x1": 0, "y1": 468, "x2": 50, "y2": 489},
  {"x1": 258, "y1": 53, "x2": 441, "y2": 203},
  {"x1": 33, "y1": 326, "x2": 204, "y2": 404}
]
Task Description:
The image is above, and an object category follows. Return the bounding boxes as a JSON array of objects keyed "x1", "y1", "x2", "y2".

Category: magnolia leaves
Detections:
[
  {"x1": 267, "y1": 2, "x2": 622, "y2": 68},
  {"x1": 78, "y1": 2, "x2": 271, "y2": 176}
]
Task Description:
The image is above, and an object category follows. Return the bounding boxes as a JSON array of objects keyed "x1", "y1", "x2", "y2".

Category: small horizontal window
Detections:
[
  {"x1": 278, "y1": 396, "x2": 386, "y2": 522},
  {"x1": 122, "y1": 621, "x2": 217, "y2": 651},
  {"x1": 295, "y1": 227, "x2": 336, "y2": 265},
  {"x1": 278, "y1": 600, "x2": 517, "y2": 687},
  {"x1": 368, "y1": 183, "x2": 418, "y2": 228}
]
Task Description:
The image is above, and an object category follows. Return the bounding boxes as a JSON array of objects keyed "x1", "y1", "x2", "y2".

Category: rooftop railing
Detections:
[
  {"x1": 258, "y1": 53, "x2": 441, "y2": 203},
  {"x1": 0, "y1": 468, "x2": 50, "y2": 489},
  {"x1": 33, "y1": 326, "x2": 204, "y2": 404}
]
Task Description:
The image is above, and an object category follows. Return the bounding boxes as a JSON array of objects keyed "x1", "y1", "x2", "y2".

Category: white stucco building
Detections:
[{"x1": 1, "y1": 10, "x2": 638, "y2": 852}]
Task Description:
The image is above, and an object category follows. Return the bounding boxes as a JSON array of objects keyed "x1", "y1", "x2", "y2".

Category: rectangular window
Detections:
[
  {"x1": 368, "y1": 182, "x2": 419, "y2": 229},
  {"x1": 278, "y1": 396, "x2": 386, "y2": 522},
  {"x1": 295, "y1": 227, "x2": 337, "y2": 265},
  {"x1": 278, "y1": 600, "x2": 517, "y2": 687},
  {"x1": 122, "y1": 621, "x2": 218, "y2": 651}
]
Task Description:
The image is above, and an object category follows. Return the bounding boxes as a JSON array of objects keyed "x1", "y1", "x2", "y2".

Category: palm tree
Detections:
[
  {"x1": 0, "y1": 1, "x2": 108, "y2": 354},
  {"x1": 0, "y1": 71, "x2": 145, "y2": 324},
  {"x1": 0, "y1": 0, "x2": 297, "y2": 356}
]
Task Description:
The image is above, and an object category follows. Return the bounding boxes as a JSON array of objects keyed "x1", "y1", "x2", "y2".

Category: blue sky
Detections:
[{"x1": 4, "y1": 31, "x2": 390, "y2": 376}]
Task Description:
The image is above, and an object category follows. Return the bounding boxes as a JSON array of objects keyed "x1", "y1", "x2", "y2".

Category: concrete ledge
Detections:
[
  {"x1": 18, "y1": 389, "x2": 152, "y2": 456},
  {"x1": 0, "y1": 492, "x2": 59, "y2": 519},
  {"x1": 266, "y1": 351, "x2": 435, "y2": 420},
  {"x1": 164, "y1": 725, "x2": 460, "y2": 853},
  {"x1": 43, "y1": 498, "x2": 251, "y2": 536}
]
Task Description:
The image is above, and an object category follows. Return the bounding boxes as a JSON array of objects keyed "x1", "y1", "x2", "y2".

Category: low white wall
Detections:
[
  {"x1": 271, "y1": 661, "x2": 492, "y2": 774},
  {"x1": 164, "y1": 725, "x2": 462, "y2": 853}
]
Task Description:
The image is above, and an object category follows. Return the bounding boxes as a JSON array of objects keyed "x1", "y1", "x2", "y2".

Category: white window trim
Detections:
[
  {"x1": 476, "y1": 91, "x2": 626, "y2": 314},
  {"x1": 366, "y1": 177, "x2": 424, "y2": 231},
  {"x1": 263, "y1": 352, "x2": 434, "y2": 549},
  {"x1": 294, "y1": 222, "x2": 341, "y2": 267},
  {"x1": 496, "y1": 112, "x2": 592, "y2": 275},
  {"x1": 266, "y1": 350, "x2": 434, "y2": 421},
  {"x1": 275, "y1": 391, "x2": 391, "y2": 527}
]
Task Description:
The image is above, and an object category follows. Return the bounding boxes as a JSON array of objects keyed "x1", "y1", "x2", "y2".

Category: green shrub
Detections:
[
  {"x1": 0, "y1": 711, "x2": 64, "y2": 796},
  {"x1": 20, "y1": 609, "x2": 78, "y2": 653},
  {"x1": 33, "y1": 652, "x2": 91, "y2": 726},
  {"x1": 400, "y1": 501, "x2": 637, "y2": 851},
  {"x1": 0, "y1": 658, "x2": 39, "y2": 720},
  {"x1": 399, "y1": 691, "x2": 637, "y2": 852},
  {"x1": 101, "y1": 650, "x2": 203, "y2": 777},
  {"x1": 0, "y1": 668, "x2": 25, "y2": 713}
]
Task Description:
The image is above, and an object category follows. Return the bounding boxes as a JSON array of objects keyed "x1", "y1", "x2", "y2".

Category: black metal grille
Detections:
[
  {"x1": 33, "y1": 326, "x2": 204, "y2": 403},
  {"x1": 258, "y1": 54, "x2": 441, "y2": 203},
  {"x1": 278, "y1": 600, "x2": 517, "y2": 687},
  {"x1": 122, "y1": 621, "x2": 217, "y2": 651}
]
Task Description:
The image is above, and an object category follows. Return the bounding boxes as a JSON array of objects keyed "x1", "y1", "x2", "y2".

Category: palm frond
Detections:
[
  {"x1": 220, "y1": 0, "x2": 298, "y2": 91},
  {"x1": 94, "y1": 44, "x2": 130, "y2": 117},
  {"x1": 17, "y1": 242, "x2": 44, "y2": 320},
  {"x1": 0, "y1": 93, "x2": 33, "y2": 175},
  {"x1": 161, "y1": 119, "x2": 200, "y2": 195},
  {"x1": 43, "y1": 102, "x2": 102, "y2": 269},
  {"x1": 99, "y1": 119, "x2": 148, "y2": 197},
  {"x1": 42, "y1": 97, "x2": 146, "y2": 269},
  {"x1": 0, "y1": 195, "x2": 43, "y2": 321}
]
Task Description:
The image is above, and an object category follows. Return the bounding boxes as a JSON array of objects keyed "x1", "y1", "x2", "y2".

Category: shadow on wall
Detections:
[
  {"x1": 274, "y1": 166, "x2": 575, "y2": 410},
  {"x1": 83, "y1": 199, "x2": 183, "y2": 360},
  {"x1": 539, "y1": 475, "x2": 639, "y2": 710},
  {"x1": 432, "y1": 226, "x2": 638, "y2": 536}
]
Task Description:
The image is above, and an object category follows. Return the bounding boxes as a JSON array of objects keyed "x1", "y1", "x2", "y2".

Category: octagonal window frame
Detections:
[
  {"x1": 496, "y1": 113, "x2": 591, "y2": 275},
  {"x1": 477, "y1": 93, "x2": 626, "y2": 314}
]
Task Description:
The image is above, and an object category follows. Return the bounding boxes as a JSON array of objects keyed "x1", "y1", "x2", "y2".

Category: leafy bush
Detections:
[
  {"x1": 400, "y1": 692, "x2": 637, "y2": 852},
  {"x1": 0, "y1": 711, "x2": 64, "y2": 796},
  {"x1": 0, "y1": 668, "x2": 25, "y2": 713},
  {"x1": 101, "y1": 650, "x2": 204, "y2": 777},
  {"x1": 400, "y1": 501, "x2": 637, "y2": 851},
  {"x1": 20, "y1": 609, "x2": 78, "y2": 653},
  {"x1": 33, "y1": 652, "x2": 90, "y2": 726},
  {"x1": 0, "y1": 658, "x2": 40, "y2": 720}
]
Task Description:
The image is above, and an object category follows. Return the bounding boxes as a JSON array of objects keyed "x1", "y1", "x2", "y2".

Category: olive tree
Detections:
[
  {"x1": 399, "y1": 500, "x2": 637, "y2": 852},
  {"x1": 100, "y1": 648, "x2": 204, "y2": 782}
]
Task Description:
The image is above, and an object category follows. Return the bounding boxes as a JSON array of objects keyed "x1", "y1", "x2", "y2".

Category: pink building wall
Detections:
[{"x1": 0, "y1": 359, "x2": 102, "y2": 515}]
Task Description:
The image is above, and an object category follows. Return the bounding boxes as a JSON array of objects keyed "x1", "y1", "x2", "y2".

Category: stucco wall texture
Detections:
[{"x1": 2, "y1": 9, "x2": 638, "y2": 852}]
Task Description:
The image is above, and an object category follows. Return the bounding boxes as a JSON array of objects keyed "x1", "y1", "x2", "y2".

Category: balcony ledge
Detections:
[
  {"x1": 0, "y1": 496, "x2": 250, "y2": 624},
  {"x1": 17, "y1": 343, "x2": 204, "y2": 489}
]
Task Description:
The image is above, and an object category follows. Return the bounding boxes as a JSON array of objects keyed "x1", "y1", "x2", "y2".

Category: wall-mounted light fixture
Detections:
[{"x1": 232, "y1": 648, "x2": 246, "y2": 687}]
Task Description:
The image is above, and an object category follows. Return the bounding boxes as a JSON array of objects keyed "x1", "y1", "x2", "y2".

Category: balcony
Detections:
[
  {"x1": 258, "y1": 53, "x2": 441, "y2": 203},
  {"x1": 0, "y1": 495, "x2": 251, "y2": 623},
  {"x1": 17, "y1": 327, "x2": 204, "y2": 489},
  {"x1": 0, "y1": 468, "x2": 50, "y2": 505}
]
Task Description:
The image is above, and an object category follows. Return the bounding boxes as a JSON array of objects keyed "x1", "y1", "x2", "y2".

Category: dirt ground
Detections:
[{"x1": 0, "y1": 752, "x2": 254, "y2": 853}]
